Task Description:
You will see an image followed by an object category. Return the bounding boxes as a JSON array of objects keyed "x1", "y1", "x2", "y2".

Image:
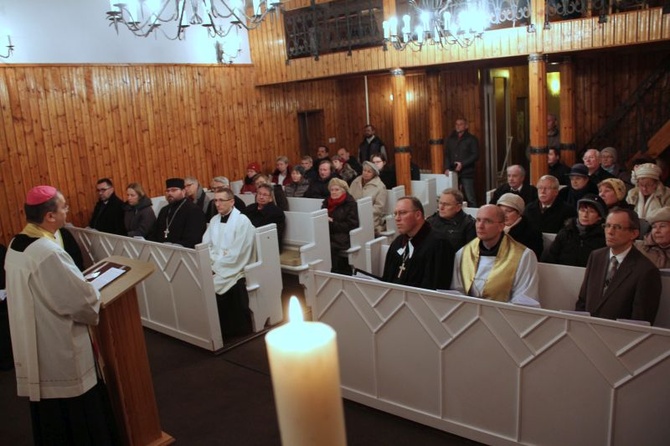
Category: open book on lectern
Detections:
[{"x1": 84, "y1": 261, "x2": 131, "y2": 291}]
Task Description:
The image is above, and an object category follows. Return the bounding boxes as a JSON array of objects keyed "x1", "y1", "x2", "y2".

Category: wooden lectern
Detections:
[{"x1": 89, "y1": 256, "x2": 174, "y2": 446}]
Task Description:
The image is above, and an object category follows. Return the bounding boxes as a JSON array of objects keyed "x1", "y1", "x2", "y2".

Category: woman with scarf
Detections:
[
  {"x1": 124, "y1": 182, "x2": 156, "y2": 237},
  {"x1": 349, "y1": 161, "x2": 388, "y2": 236},
  {"x1": 322, "y1": 178, "x2": 359, "y2": 275},
  {"x1": 541, "y1": 194, "x2": 606, "y2": 267}
]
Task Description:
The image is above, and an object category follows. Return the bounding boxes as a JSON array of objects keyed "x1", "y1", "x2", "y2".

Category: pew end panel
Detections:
[
  {"x1": 286, "y1": 196, "x2": 323, "y2": 212},
  {"x1": 411, "y1": 177, "x2": 437, "y2": 217},
  {"x1": 312, "y1": 271, "x2": 670, "y2": 446},
  {"x1": 230, "y1": 180, "x2": 243, "y2": 194},
  {"x1": 69, "y1": 227, "x2": 224, "y2": 351},
  {"x1": 281, "y1": 209, "x2": 331, "y2": 309},
  {"x1": 346, "y1": 196, "x2": 375, "y2": 272},
  {"x1": 420, "y1": 173, "x2": 457, "y2": 198},
  {"x1": 243, "y1": 224, "x2": 284, "y2": 331},
  {"x1": 150, "y1": 196, "x2": 168, "y2": 218}
]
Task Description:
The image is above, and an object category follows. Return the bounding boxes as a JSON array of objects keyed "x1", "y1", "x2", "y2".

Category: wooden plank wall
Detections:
[
  {"x1": 0, "y1": 65, "x2": 341, "y2": 243},
  {"x1": 250, "y1": 4, "x2": 668, "y2": 86},
  {"x1": 0, "y1": 50, "x2": 664, "y2": 244}
]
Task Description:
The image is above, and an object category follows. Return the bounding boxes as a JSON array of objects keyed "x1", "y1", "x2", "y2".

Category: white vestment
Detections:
[
  {"x1": 451, "y1": 245, "x2": 540, "y2": 302},
  {"x1": 6, "y1": 236, "x2": 100, "y2": 401},
  {"x1": 203, "y1": 208, "x2": 256, "y2": 295}
]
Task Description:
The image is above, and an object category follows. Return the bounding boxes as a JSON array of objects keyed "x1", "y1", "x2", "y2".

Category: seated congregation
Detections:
[{"x1": 73, "y1": 147, "x2": 670, "y2": 346}]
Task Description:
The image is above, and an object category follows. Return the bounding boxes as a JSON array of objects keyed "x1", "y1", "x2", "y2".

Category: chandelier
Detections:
[
  {"x1": 382, "y1": 0, "x2": 489, "y2": 51},
  {"x1": 0, "y1": 34, "x2": 13, "y2": 59},
  {"x1": 106, "y1": 0, "x2": 283, "y2": 40}
]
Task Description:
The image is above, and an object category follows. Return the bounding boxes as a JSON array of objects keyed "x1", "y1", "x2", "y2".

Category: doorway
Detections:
[{"x1": 298, "y1": 110, "x2": 325, "y2": 155}]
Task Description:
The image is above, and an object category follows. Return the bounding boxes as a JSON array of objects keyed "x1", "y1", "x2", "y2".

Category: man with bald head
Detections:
[
  {"x1": 583, "y1": 149, "x2": 614, "y2": 186},
  {"x1": 451, "y1": 205, "x2": 539, "y2": 303}
]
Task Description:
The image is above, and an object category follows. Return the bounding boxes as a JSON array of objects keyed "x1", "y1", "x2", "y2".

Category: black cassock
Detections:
[
  {"x1": 150, "y1": 198, "x2": 207, "y2": 248},
  {"x1": 382, "y1": 222, "x2": 455, "y2": 291}
]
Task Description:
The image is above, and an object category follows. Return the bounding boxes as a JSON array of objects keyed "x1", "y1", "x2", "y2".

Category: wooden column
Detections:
[
  {"x1": 528, "y1": 53, "x2": 548, "y2": 185},
  {"x1": 559, "y1": 57, "x2": 577, "y2": 166},
  {"x1": 391, "y1": 68, "x2": 412, "y2": 195},
  {"x1": 427, "y1": 70, "x2": 444, "y2": 173}
]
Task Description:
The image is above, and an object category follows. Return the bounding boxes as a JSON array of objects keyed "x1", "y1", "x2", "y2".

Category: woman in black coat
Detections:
[
  {"x1": 542, "y1": 194, "x2": 607, "y2": 267},
  {"x1": 124, "y1": 182, "x2": 156, "y2": 238},
  {"x1": 322, "y1": 178, "x2": 359, "y2": 275}
]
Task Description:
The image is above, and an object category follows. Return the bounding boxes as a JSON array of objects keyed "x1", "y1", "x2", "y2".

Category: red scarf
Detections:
[{"x1": 327, "y1": 193, "x2": 347, "y2": 217}]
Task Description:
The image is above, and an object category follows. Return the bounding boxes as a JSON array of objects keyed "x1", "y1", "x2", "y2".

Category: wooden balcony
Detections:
[{"x1": 249, "y1": 1, "x2": 670, "y2": 85}]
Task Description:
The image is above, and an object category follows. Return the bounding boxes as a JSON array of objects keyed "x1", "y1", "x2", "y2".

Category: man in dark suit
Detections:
[
  {"x1": 524, "y1": 174, "x2": 576, "y2": 233},
  {"x1": 490, "y1": 165, "x2": 538, "y2": 206},
  {"x1": 576, "y1": 208, "x2": 661, "y2": 324},
  {"x1": 89, "y1": 178, "x2": 126, "y2": 234}
]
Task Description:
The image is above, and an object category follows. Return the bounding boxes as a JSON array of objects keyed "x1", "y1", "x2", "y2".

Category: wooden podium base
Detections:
[{"x1": 92, "y1": 256, "x2": 174, "y2": 445}]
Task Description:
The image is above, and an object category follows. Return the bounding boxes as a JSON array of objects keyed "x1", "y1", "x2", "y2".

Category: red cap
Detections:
[
  {"x1": 247, "y1": 162, "x2": 261, "y2": 173},
  {"x1": 26, "y1": 185, "x2": 57, "y2": 205}
]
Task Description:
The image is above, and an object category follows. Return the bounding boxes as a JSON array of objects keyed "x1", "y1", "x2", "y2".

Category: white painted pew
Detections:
[
  {"x1": 286, "y1": 196, "x2": 323, "y2": 212},
  {"x1": 312, "y1": 271, "x2": 670, "y2": 446},
  {"x1": 420, "y1": 172, "x2": 458, "y2": 197},
  {"x1": 344, "y1": 196, "x2": 375, "y2": 272},
  {"x1": 68, "y1": 224, "x2": 283, "y2": 351},
  {"x1": 281, "y1": 209, "x2": 331, "y2": 309},
  {"x1": 243, "y1": 223, "x2": 283, "y2": 331},
  {"x1": 230, "y1": 179, "x2": 243, "y2": 194},
  {"x1": 411, "y1": 177, "x2": 437, "y2": 217},
  {"x1": 363, "y1": 236, "x2": 670, "y2": 329},
  {"x1": 236, "y1": 193, "x2": 256, "y2": 206},
  {"x1": 150, "y1": 195, "x2": 168, "y2": 218},
  {"x1": 380, "y1": 186, "x2": 405, "y2": 242}
]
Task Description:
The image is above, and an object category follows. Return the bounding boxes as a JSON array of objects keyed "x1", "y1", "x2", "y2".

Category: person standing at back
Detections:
[
  {"x1": 444, "y1": 118, "x2": 480, "y2": 207},
  {"x1": 359, "y1": 124, "x2": 387, "y2": 164}
]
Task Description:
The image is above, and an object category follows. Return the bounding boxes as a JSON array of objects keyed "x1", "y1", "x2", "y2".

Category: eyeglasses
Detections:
[
  {"x1": 438, "y1": 201, "x2": 459, "y2": 207},
  {"x1": 602, "y1": 223, "x2": 633, "y2": 231},
  {"x1": 393, "y1": 210, "x2": 415, "y2": 218},
  {"x1": 256, "y1": 193, "x2": 272, "y2": 198},
  {"x1": 96, "y1": 187, "x2": 111, "y2": 193},
  {"x1": 212, "y1": 198, "x2": 234, "y2": 203}
]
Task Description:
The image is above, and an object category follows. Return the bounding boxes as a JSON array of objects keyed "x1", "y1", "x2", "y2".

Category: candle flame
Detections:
[{"x1": 288, "y1": 296, "x2": 304, "y2": 323}]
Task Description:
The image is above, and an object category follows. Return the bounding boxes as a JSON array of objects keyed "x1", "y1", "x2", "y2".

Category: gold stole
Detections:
[{"x1": 460, "y1": 234, "x2": 525, "y2": 302}]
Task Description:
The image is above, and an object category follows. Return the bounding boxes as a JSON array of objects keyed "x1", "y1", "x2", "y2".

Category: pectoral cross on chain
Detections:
[
  {"x1": 164, "y1": 229, "x2": 170, "y2": 239},
  {"x1": 397, "y1": 262, "x2": 406, "y2": 279}
]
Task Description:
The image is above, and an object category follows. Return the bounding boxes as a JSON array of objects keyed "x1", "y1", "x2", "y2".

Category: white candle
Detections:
[{"x1": 265, "y1": 297, "x2": 347, "y2": 446}]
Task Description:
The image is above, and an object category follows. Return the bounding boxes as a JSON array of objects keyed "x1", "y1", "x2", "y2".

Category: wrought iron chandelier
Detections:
[
  {"x1": 106, "y1": 0, "x2": 283, "y2": 40},
  {"x1": 382, "y1": 0, "x2": 489, "y2": 51},
  {"x1": 0, "y1": 35, "x2": 13, "y2": 59}
]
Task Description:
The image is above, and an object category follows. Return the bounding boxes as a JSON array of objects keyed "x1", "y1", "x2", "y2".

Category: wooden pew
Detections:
[
  {"x1": 236, "y1": 193, "x2": 256, "y2": 207},
  {"x1": 243, "y1": 223, "x2": 284, "y2": 331},
  {"x1": 230, "y1": 179, "x2": 243, "y2": 194},
  {"x1": 68, "y1": 224, "x2": 283, "y2": 351},
  {"x1": 362, "y1": 236, "x2": 670, "y2": 328},
  {"x1": 420, "y1": 172, "x2": 458, "y2": 197},
  {"x1": 280, "y1": 209, "x2": 331, "y2": 309},
  {"x1": 380, "y1": 185, "x2": 406, "y2": 242},
  {"x1": 411, "y1": 177, "x2": 437, "y2": 217},
  {"x1": 286, "y1": 196, "x2": 323, "y2": 212},
  {"x1": 150, "y1": 195, "x2": 168, "y2": 218},
  {"x1": 344, "y1": 196, "x2": 375, "y2": 272},
  {"x1": 311, "y1": 271, "x2": 670, "y2": 446}
]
